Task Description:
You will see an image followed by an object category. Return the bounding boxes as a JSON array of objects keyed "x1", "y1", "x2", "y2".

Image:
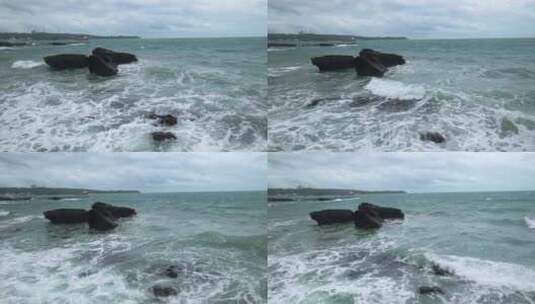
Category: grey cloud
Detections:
[
  {"x1": 268, "y1": 153, "x2": 535, "y2": 193},
  {"x1": 268, "y1": 0, "x2": 535, "y2": 38},
  {"x1": 0, "y1": 0, "x2": 266, "y2": 37},
  {"x1": 0, "y1": 153, "x2": 266, "y2": 193}
]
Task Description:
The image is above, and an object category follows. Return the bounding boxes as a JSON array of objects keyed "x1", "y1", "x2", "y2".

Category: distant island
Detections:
[
  {"x1": 268, "y1": 187, "x2": 406, "y2": 201},
  {"x1": 268, "y1": 33, "x2": 407, "y2": 48},
  {"x1": 0, "y1": 186, "x2": 140, "y2": 199},
  {"x1": 0, "y1": 31, "x2": 140, "y2": 42}
]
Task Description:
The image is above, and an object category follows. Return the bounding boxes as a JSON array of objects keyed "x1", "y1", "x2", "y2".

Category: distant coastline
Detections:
[
  {"x1": 268, "y1": 187, "x2": 406, "y2": 197},
  {"x1": 0, "y1": 31, "x2": 140, "y2": 41},
  {"x1": 267, "y1": 33, "x2": 407, "y2": 48},
  {"x1": 0, "y1": 187, "x2": 140, "y2": 198}
]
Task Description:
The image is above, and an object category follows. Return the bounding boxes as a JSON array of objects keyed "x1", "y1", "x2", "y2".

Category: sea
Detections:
[
  {"x1": 0, "y1": 191, "x2": 267, "y2": 303},
  {"x1": 0, "y1": 37, "x2": 266, "y2": 151},
  {"x1": 268, "y1": 191, "x2": 535, "y2": 303},
  {"x1": 268, "y1": 38, "x2": 535, "y2": 151}
]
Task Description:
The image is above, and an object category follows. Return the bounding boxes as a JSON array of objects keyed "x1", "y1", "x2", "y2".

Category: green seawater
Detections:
[
  {"x1": 0, "y1": 37, "x2": 266, "y2": 152},
  {"x1": 0, "y1": 191, "x2": 267, "y2": 303},
  {"x1": 268, "y1": 38, "x2": 535, "y2": 151},
  {"x1": 268, "y1": 191, "x2": 535, "y2": 303}
]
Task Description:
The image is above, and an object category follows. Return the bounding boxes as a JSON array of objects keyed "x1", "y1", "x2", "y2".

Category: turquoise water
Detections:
[
  {"x1": 0, "y1": 191, "x2": 267, "y2": 303},
  {"x1": 0, "y1": 37, "x2": 266, "y2": 151},
  {"x1": 268, "y1": 39, "x2": 535, "y2": 151},
  {"x1": 268, "y1": 191, "x2": 535, "y2": 303}
]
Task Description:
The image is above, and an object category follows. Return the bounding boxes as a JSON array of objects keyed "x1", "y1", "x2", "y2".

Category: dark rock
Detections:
[
  {"x1": 92, "y1": 47, "x2": 137, "y2": 65},
  {"x1": 92, "y1": 202, "x2": 136, "y2": 218},
  {"x1": 148, "y1": 114, "x2": 177, "y2": 126},
  {"x1": 359, "y1": 203, "x2": 404, "y2": 220},
  {"x1": 354, "y1": 209, "x2": 383, "y2": 229},
  {"x1": 420, "y1": 132, "x2": 446, "y2": 144},
  {"x1": 309, "y1": 209, "x2": 355, "y2": 225},
  {"x1": 43, "y1": 209, "x2": 88, "y2": 224},
  {"x1": 88, "y1": 54, "x2": 118, "y2": 77},
  {"x1": 268, "y1": 43, "x2": 297, "y2": 48},
  {"x1": 432, "y1": 264, "x2": 454, "y2": 276},
  {"x1": 87, "y1": 209, "x2": 117, "y2": 231},
  {"x1": 267, "y1": 197, "x2": 295, "y2": 202},
  {"x1": 354, "y1": 55, "x2": 387, "y2": 77},
  {"x1": 359, "y1": 49, "x2": 405, "y2": 68},
  {"x1": 0, "y1": 41, "x2": 27, "y2": 47},
  {"x1": 305, "y1": 97, "x2": 340, "y2": 108},
  {"x1": 152, "y1": 285, "x2": 178, "y2": 297},
  {"x1": 49, "y1": 42, "x2": 69, "y2": 46},
  {"x1": 0, "y1": 196, "x2": 31, "y2": 201},
  {"x1": 152, "y1": 131, "x2": 177, "y2": 142},
  {"x1": 418, "y1": 286, "x2": 444, "y2": 295},
  {"x1": 318, "y1": 43, "x2": 335, "y2": 47},
  {"x1": 311, "y1": 55, "x2": 355, "y2": 71},
  {"x1": 44, "y1": 54, "x2": 88, "y2": 70},
  {"x1": 163, "y1": 265, "x2": 180, "y2": 278}
]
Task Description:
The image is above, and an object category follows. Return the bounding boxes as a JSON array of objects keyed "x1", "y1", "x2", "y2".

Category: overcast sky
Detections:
[
  {"x1": 269, "y1": 0, "x2": 535, "y2": 38},
  {"x1": 0, "y1": 0, "x2": 266, "y2": 38},
  {"x1": 0, "y1": 153, "x2": 266, "y2": 193},
  {"x1": 269, "y1": 153, "x2": 535, "y2": 193}
]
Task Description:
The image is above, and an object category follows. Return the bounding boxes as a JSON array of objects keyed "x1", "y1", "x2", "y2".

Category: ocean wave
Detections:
[
  {"x1": 0, "y1": 210, "x2": 9, "y2": 216},
  {"x1": 0, "y1": 215, "x2": 42, "y2": 228},
  {"x1": 11, "y1": 60, "x2": 44, "y2": 69},
  {"x1": 0, "y1": 47, "x2": 14, "y2": 50},
  {"x1": 269, "y1": 66, "x2": 302, "y2": 77},
  {"x1": 525, "y1": 217, "x2": 535, "y2": 229},
  {"x1": 426, "y1": 253, "x2": 535, "y2": 291},
  {"x1": 364, "y1": 78, "x2": 426, "y2": 100}
]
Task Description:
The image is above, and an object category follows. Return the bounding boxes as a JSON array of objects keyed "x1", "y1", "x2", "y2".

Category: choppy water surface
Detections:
[
  {"x1": 268, "y1": 39, "x2": 535, "y2": 151},
  {"x1": 268, "y1": 191, "x2": 535, "y2": 303},
  {"x1": 0, "y1": 37, "x2": 266, "y2": 151},
  {"x1": 0, "y1": 191, "x2": 267, "y2": 303}
]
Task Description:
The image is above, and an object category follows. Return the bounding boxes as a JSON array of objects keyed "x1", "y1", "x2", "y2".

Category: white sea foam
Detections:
[
  {"x1": 365, "y1": 78, "x2": 426, "y2": 100},
  {"x1": 426, "y1": 253, "x2": 535, "y2": 291},
  {"x1": 525, "y1": 217, "x2": 535, "y2": 229},
  {"x1": 0, "y1": 210, "x2": 9, "y2": 216},
  {"x1": 269, "y1": 66, "x2": 301, "y2": 77},
  {"x1": 0, "y1": 47, "x2": 14, "y2": 50},
  {"x1": 11, "y1": 60, "x2": 44, "y2": 69}
]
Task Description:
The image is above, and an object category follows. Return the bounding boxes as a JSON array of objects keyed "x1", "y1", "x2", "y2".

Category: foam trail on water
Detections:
[
  {"x1": 365, "y1": 78, "x2": 425, "y2": 100},
  {"x1": 0, "y1": 210, "x2": 9, "y2": 216},
  {"x1": 11, "y1": 60, "x2": 44, "y2": 69}
]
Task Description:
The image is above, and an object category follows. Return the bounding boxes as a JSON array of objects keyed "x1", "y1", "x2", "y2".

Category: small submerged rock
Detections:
[
  {"x1": 420, "y1": 132, "x2": 446, "y2": 144},
  {"x1": 432, "y1": 264, "x2": 454, "y2": 276},
  {"x1": 148, "y1": 114, "x2": 178, "y2": 126},
  {"x1": 152, "y1": 131, "x2": 177, "y2": 142},
  {"x1": 152, "y1": 285, "x2": 178, "y2": 297},
  {"x1": 418, "y1": 286, "x2": 444, "y2": 295}
]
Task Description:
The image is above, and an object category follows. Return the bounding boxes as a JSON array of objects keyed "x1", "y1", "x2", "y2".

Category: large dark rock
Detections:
[
  {"x1": 88, "y1": 55, "x2": 118, "y2": 77},
  {"x1": 418, "y1": 286, "x2": 444, "y2": 295},
  {"x1": 354, "y1": 209, "x2": 383, "y2": 229},
  {"x1": 148, "y1": 114, "x2": 177, "y2": 126},
  {"x1": 43, "y1": 209, "x2": 88, "y2": 224},
  {"x1": 87, "y1": 209, "x2": 117, "y2": 231},
  {"x1": 152, "y1": 131, "x2": 177, "y2": 142},
  {"x1": 311, "y1": 55, "x2": 355, "y2": 71},
  {"x1": 359, "y1": 203, "x2": 404, "y2": 220},
  {"x1": 359, "y1": 49, "x2": 405, "y2": 68},
  {"x1": 44, "y1": 54, "x2": 89, "y2": 70},
  {"x1": 310, "y1": 209, "x2": 355, "y2": 225},
  {"x1": 92, "y1": 47, "x2": 137, "y2": 65},
  {"x1": 354, "y1": 55, "x2": 387, "y2": 77},
  {"x1": 420, "y1": 132, "x2": 446, "y2": 144},
  {"x1": 92, "y1": 202, "x2": 136, "y2": 218},
  {"x1": 152, "y1": 285, "x2": 178, "y2": 297}
]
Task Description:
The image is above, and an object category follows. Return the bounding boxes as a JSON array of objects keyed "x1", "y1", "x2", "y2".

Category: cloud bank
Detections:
[
  {"x1": 0, "y1": 153, "x2": 266, "y2": 192},
  {"x1": 0, "y1": 0, "x2": 266, "y2": 38},
  {"x1": 269, "y1": 153, "x2": 535, "y2": 193},
  {"x1": 269, "y1": 0, "x2": 535, "y2": 38}
]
